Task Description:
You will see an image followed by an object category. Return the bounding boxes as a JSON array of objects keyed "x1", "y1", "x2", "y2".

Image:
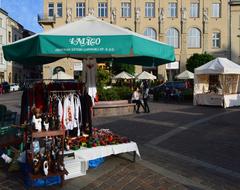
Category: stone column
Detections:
[
  {"x1": 134, "y1": 7, "x2": 141, "y2": 32},
  {"x1": 180, "y1": 7, "x2": 188, "y2": 71},
  {"x1": 159, "y1": 8, "x2": 165, "y2": 42},
  {"x1": 203, "y1": 8, "x2": 209, "y2": 53}
]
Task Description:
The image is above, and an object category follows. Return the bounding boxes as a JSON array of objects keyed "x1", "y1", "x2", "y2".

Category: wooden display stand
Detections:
[{"x1": 26, "y1": 129, "x2": 67, "y2": 187}]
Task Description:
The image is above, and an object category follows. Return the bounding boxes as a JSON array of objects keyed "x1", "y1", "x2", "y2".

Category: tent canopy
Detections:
[
  {"x1": 135, "y1": 71, "x2": 156, "y2": 80},
  {"x1": 3, "y1": 16, "x2": 175, "y2": 66},
  {"x1": 195, "y1": 57, "x2": 240, "y2": 75},
  {"x1": 51, "y1": 71, "x2": 74, "y2": 80},
  {"x1": 113, "y1": 71, "x2": 134, "y2": 80},
  {"x1": 176, "y1": 70, "x2": 194, "y2": 79}
]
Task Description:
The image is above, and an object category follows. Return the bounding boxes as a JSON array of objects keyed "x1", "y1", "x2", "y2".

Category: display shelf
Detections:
[
  {"x1": 26, "y1": 127, "x2": 67, "y2": 188},
  {"x1": 32, "y1": 129, "x2": 65, "y2": 138}
]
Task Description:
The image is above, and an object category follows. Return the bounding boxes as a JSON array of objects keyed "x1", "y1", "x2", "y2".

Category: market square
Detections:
[{"x1": 1, "y1": 92, "x2": 240, "y2": 189}]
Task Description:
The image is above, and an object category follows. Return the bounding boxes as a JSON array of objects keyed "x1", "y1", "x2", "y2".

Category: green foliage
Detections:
[
  {"x1": 97, "y1": 86, "x2": 132, "y2": 101},
  {"x1": 112, "y1": 63, "x2": 135, "y2": 75},
  {"x1": 186, "y1": 53, "x2": 215, "y2": 72},
  {"x1": 96, "y1": 68, "x2": 111, "y2": 87}
]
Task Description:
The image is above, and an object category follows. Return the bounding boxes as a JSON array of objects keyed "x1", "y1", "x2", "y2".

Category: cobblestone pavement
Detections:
[{"x1": 1, "y1": 92, "x2": 240, "y2": 190}]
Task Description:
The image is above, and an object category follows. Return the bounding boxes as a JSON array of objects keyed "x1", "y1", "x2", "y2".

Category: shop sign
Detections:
[
  {"x1": 69, "y1": 37, "x2": 101, "y2": 47},
  {"x1": 74, "y1": 62, "x2": 83, "y2": 71}
]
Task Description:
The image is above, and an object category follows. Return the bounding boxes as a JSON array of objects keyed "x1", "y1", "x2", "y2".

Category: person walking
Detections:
[
  {"x1": 131, "y1": 87, "x2": 144, "y2": 113},
  {"x1": 142, "y1": 80, "x2": 150, "y2": 113}
]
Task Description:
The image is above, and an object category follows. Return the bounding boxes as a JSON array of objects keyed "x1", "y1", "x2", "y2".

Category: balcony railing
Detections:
[{"x1": 38, "y1": 14, "x2": 56, "y2": 24}]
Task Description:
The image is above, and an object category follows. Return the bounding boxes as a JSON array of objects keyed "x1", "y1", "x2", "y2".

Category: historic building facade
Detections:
[
  {"x1": 0, "y1": 8, "x2": 39, "y2": 83},
  {"x1": 230, "y1": 0, "x2": 240, "y2": 64},
  {"x1": 39, "y1": 0, "x2": 230, "y2": 80}
]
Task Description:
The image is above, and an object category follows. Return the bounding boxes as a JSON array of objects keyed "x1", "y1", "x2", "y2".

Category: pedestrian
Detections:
[
  {"x1": 131, "y1": 87, "x2": 144, "y2": 113},
  {"x1": 0, "y1": 84, "x2": 2, "y2": 94},
  {"x1": 143, "y1": 80, "x2": 150, "y2": 113}
]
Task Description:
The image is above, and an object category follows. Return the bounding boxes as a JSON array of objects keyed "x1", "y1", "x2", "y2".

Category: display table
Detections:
[
  {"x1": 65, "y1": 141, "x2": 140, "y2": 161},
  {"x1": 64, "y1": 141, "x2": 140, "y2": 180},
  {"x1": 223, "y1": 94, "x2": 240, "y2": 108},
  {"x1": 194, "y1": 94, "x2": 224, "y2": 107},
  {"x1": 194, "y1": 93, "x2": 240, "y2": 108}
]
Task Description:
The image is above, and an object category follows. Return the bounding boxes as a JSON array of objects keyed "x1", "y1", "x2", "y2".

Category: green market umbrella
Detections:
[{"x1": 3, "y1": 16, "x2": 175, "y2": 66}]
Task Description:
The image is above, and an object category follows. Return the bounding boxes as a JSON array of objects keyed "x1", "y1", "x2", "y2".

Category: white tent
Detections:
[
  {"x1": 113, "y1": 71, "x2": 135, "y2": 80},
  {"x1": 176, "y1": 70, "x2": 194, "y2": 80},
  {"x1": 194, "y1": 57, "x2": 240, "y2": 108},
  {"x1": 135, "y1": 71, "x2": 157, "y2": 80},
  {"x1": 195, "y1": 57, "x2": 240, "y2": 75},
  {"x1": 52, "y1": 71, "x2": 74, "y2": 80}
]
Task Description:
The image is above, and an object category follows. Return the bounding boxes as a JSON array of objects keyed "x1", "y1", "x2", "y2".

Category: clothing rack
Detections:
[{"x1": 49, "y1": 90, "x2": 79, "y2": 93}]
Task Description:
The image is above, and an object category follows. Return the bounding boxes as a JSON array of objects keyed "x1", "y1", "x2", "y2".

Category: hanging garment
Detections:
[
  {"x1": 70, "y1": 94, "x2": 75, "y2": 129},
  {"x1": 63, "y1": 95, "x2": 74, "y2": 130},
  {"x1": 74, "y1": 95, "x2": 82, "y2": 136},
  {"x1": 83, "y1": 58, "x2": 97, "y2": 105},
  {"x1": 80, "y1": 93, "x2": 93, "y2": 135},
  {"x1": 58, "y1": 98, "x2": 63, "y2": 126}
]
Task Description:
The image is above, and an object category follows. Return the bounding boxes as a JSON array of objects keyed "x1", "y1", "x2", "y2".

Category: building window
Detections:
[
  {"x1": 212, "y1": 32, "x2": 221, "y2": 48},
  {"x1": 14, "y1": 34, "x2": 17, "y2": 42},
  {"x1": 188, "y1": 28, "x2": 201, "y2": 48},
  {"x1": 144, "y1": 27, "x2": 157, "y2": 40},
  {"x1": 98, "y1": 3, "x2": 108, "y2": 17},
  {"x1": 212, "y1": 3, "x2": 220, "y2": 17},
  {"x1": 0, "y1": 18, "x2": 2, "y2": 27},
  {"x1": 168, "y1": 3, "x2": 177, "y2": 17},
  {"x1": 53, "y1": 66, "x2": 65, "y2": 75},
  {"x1": 145, "y1": 2, "x2": 155, "y2": 17},
  {"x1": 0, "y1": 35, "x2": 2, "y2": 44},
  {"x1": 167, "y1": 28, "x2": 179, "y2": 48},
  {"x1": 121, "y1": 2, "x2": 131, "y2": 17},
  {"x1": 57, "y1": 3, "x2": 62, "y2": 17},
  {"x1": 48, "y1": 3, "x2": 54, "y2": 17},
  {"x1": 190, "y1": 3, "x2": 199, "y2": 18},
  {"x1": 76, "y1": 2, "x2": 85, "y2": 17}
]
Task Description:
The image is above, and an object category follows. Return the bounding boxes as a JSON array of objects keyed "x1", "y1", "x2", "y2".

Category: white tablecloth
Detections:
[
  {"x1": 223, "y1": 94, "x2": 240, "y2": 108},
  {"x1": 65, "y1": 141, "x2": 140, "y2": 161},
  {"x1": 194, "y1": 94, "x2": 240, "y2": 108},
  {"x1": 194, "y1": 94, "x2": 223, "y2": 107}
]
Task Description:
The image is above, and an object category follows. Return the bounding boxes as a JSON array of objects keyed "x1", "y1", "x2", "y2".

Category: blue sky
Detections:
[{"x1": 1, "y1": 0, "x2": 43, "y2": 33}]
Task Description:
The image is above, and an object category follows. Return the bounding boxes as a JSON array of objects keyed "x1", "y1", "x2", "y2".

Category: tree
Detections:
[
  {"x1": 186, "y1": 53, "x2": 215, "y2": 72},
  {"x1": 96, "y1": 68, "x2": 111, "y2": 88},
  {"x1": 112, "y1": 63, "x2": 135, "y2": 75}
]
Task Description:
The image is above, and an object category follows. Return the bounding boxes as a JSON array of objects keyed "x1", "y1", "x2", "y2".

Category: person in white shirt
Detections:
[{"x1": 131, "y1": 87, "x2": 144, "y2": 113}]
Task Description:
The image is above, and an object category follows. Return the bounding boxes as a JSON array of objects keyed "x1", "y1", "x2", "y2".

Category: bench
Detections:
[{"x1": 93, "y1": 100, "x2": 135, "y2": 117}]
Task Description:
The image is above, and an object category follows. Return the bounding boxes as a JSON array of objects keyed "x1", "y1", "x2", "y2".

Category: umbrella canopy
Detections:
[
  {"x1": 51, "y1": 71, "x2": 74, "y2": 80},
  {"x1": 135, "y1": 71, "x2": 157, "y2": 80},
  {"x1": 175, "y1": 70, "x2": 194, "y2": 80},
  {"x1": 3, "y1": 16, "x2": 175, "y2": 66},
  {"x1": 113, "y1": 71, "x2": 134, "y2": 80}
]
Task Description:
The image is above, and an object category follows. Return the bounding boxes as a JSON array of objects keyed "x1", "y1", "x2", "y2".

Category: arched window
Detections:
[
  {"x1": 188, "y1": 28, "x2": 201, "y2": 48},
  {"x1": 166, "y1": 28, "x2": 179, "y2": 48},
  {"x1": 53, "y1": 66, "x2": 65, "y2": 75},
  {"x1": 144, "y1": 27, "x2": 157, "y2": 40}
]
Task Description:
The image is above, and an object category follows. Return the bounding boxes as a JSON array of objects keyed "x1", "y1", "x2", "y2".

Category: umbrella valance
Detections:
[{"x1": 3, "y1": 16, "x2": 175, "y2": 66}]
